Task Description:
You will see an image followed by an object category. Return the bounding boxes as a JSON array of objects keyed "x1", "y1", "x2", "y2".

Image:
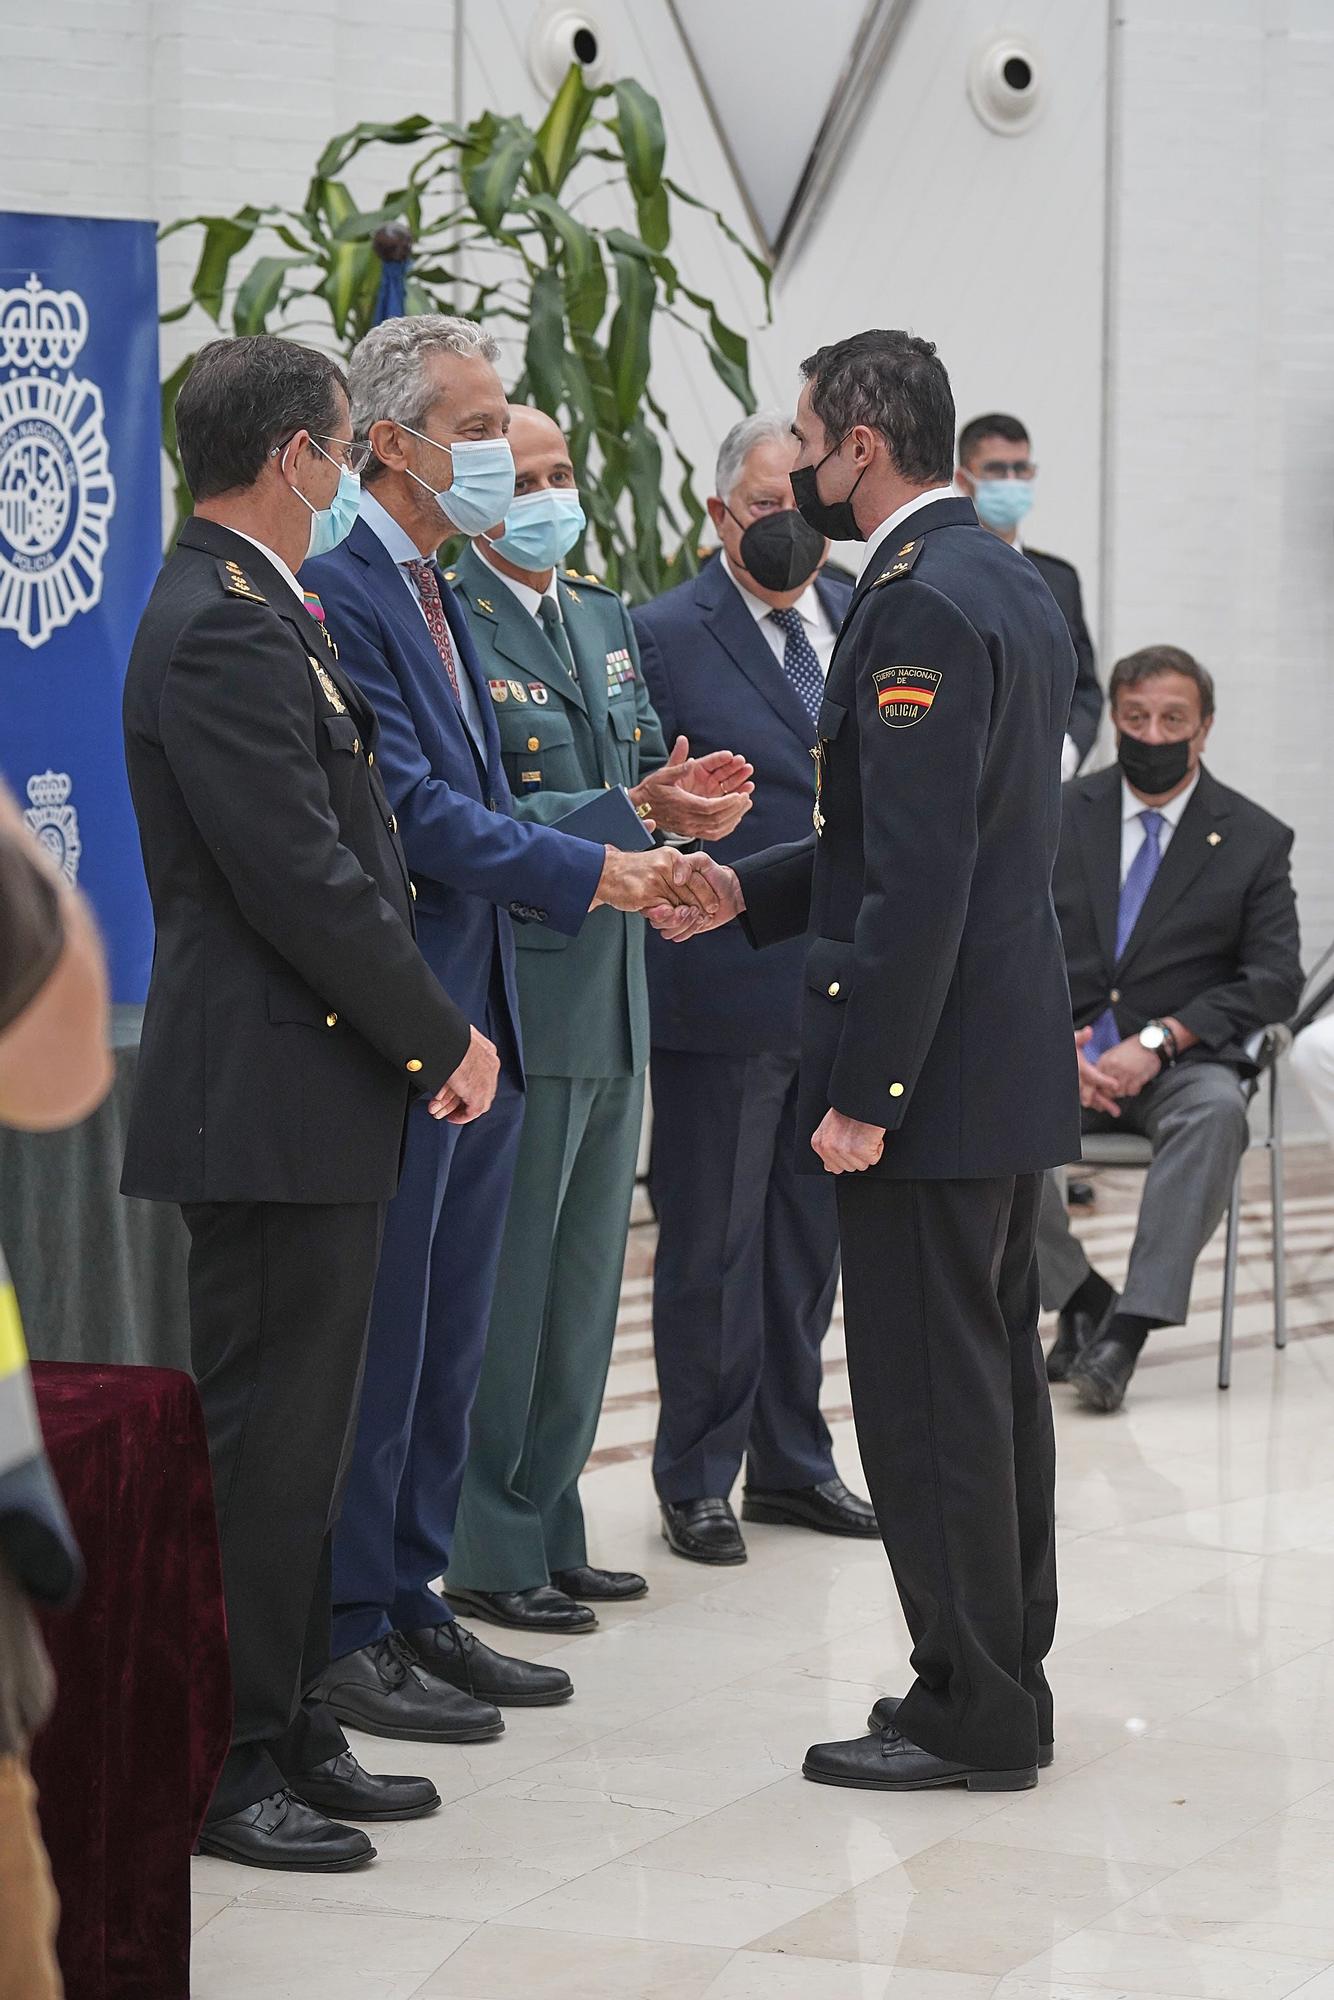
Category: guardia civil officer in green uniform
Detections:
[{"x1": 444, "y1": 407, "x2": 754, "y2": 1633}]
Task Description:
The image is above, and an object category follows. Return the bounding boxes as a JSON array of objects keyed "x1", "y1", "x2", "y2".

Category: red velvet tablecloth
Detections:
[{"x1": 29, "y1": 1363, "x2": 231, "y2": 2000}]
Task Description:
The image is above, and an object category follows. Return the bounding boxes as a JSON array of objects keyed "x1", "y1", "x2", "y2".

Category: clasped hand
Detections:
[
  {"x1": 1075, "y1": 1025, "x2": 1161, "y2": 1115},
  {"x1": 629, "y1": 736, "x2": 754, "y2": 841}
]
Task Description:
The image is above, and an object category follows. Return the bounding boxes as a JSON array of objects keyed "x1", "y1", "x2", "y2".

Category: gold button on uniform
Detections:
[
  {"x1": 889, "y1": 1082, "x2": 905, "y2": 1099},
  {"x1": 406, "y1": 1058, "x2": 423, "y2": 1074},
  {"x1": 352, "y1": 737, "x2": 360, "y2": 754},
  {"x1": 367, "y1": 751, "x2": 374, "y2": 767},
  {"x1": 1110, "y1": 988, "x2": 1121, "y2": 1003},
  {"x1": 325, "y1": 1012, "x2": 337, "y2": 1028},
  {"x1": 827, "y1": 981, "x2": 841, "y2": 997},
  {"x1": 410, "y1": 882, "x2": 417, "y2": 900},
  {"x1": 634, "y1": 727, "x2": 642, "y2": 742},
  {"x1": 527, "y1": 736, "x2": 540, "y2": 752}
]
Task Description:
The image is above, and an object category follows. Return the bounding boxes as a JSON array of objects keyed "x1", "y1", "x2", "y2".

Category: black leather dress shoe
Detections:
[
  {"x1": 197, "y1": 1790, "x2": 375, "y2": 1871},
  {"x1": 444, "y1": 1584, "x2": 598, "y2": 1633},
  {"x1": 803, "y1": 1728, "x2": 1037, "y2": 1792},
  {"x1": 1046, "y1": 1291, "x2": 1119, "y2": 1383},
  {"x1": 551, "y1": 1565, "x2": 648, "y2": 1602},
  {"x1": 867, "y1": 1695, "x2": 1053, "y2": 1768},
  {"x1": 288, "y1": 1750, "x2": 440, "y2": 1821},
  {"x1": 741, "y1": 1476, "x2": 879, "y2": 1538},
  {"x1": 407, "y1": 1620, "x2": 574, "y2": 1706},
  {"x1": 1069, "y1": 1334, "x2": 1137, "y2": 1412},
  {"x1": 310, "y1": 1634, "x2": 504, "y2": 1742},
  {"x1": 660, "y1": 1497, "x2": 746, "y2": 1565}
]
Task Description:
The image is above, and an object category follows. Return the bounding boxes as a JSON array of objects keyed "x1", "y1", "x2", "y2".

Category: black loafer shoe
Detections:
[
  {"x1": 551, "y1": 1566, "x2": 648, "y2": 1602},
  {"x1": 444, "y1": 1584, "x2": 598, "y2": 1634},
  {"x1": 867, "y1": 1695, "x2": 1053, "y2": 1768},
  {"x1": 310, "y1": 1634, "x2": 504, "y2": 1743},
  {"x1": 803, "y1": 1728, "x2": 1037, "y2": 1792},
  {"x1": 288, "y1": 1750, "x2": 440, "y2": 1821},
  {"x1": 197, "y1": 1789, "x2": 375, "y2": 1872},
  {"x1": 1046, "y1": 1290, "x2": 1119, "y2": 1384},
  {"x1": 1069, "y1": 1334, "x2": 1136, "y2": 1413},
  {"x1": 407, "y1": 1620, "x2": 574, "y2": 1706},
  {"x1": 741, "y1": 1476, "x2": 879, "y2": 1538},
  {"x1": 660, "y1": 1497, "x2": 746, "y2": 1565}
]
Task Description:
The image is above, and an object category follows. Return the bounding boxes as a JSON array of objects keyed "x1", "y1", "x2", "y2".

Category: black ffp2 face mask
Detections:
[
  {"x1": 1116, "y1": 731, "x2": 1194, "y2": 795},
  {"x1": 789, "y1": 434, "x2": 869, "y2": 542},
  {"x1": 729, "y1": 505, "x2": 826, "y2": 592}
]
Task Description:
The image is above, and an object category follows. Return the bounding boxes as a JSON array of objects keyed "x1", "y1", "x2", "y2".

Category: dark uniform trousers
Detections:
[
  {"x1": 836, "y1": 1172, "x2": 1056, "y2": 1770},
  {"x1": 182, "y1": 1199, "x2": 385, "y2": 1818},
  {"x1": 649, "y1": 1049, "x2": 839, "y2": 1502}
]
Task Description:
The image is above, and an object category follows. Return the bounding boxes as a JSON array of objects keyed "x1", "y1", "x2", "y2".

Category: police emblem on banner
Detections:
[
  {"x1": 874, "y1": 666, "x2": 942, "y2": 728},
  {"x1": 23, "y1": 769, "x2": 81, "y2": 883},
  {"x1": 0, "y1": 274, "x2": 116, "y2": 650}
]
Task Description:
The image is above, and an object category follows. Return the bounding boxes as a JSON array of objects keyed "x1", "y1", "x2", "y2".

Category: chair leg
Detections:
[
  {"x1": 1269, "y1": 1068, "x2": 1287, "y2": 1351},
  {"x1": 1218, "y1": 1161, "x2": 1244, "y2": 1391}
]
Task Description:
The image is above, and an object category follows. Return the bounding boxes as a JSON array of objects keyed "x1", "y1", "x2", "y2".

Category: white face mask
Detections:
[{"x1": 398, "y1": 427, "x2": 516, "y2": 537}]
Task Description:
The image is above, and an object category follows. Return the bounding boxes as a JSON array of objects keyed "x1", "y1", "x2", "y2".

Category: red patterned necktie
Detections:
[{"x1": 404, "y1": 558, "x2": 463, "y2": 706}]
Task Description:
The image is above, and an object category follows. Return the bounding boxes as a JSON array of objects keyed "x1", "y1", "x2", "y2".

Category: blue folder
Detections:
[{"x1": 553, "y1": 784, "x2": 656, "y2": 852}]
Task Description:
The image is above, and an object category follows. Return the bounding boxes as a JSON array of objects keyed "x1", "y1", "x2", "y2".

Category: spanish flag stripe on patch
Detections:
[{"x1": 878, "y1": 689, "x2": 934, "y2": 706}]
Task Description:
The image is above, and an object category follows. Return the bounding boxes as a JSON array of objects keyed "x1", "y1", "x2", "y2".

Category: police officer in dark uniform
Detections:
[
  {"x1": 121, "y1": 337, "x2": 495, "y2": 1871},
  {"x1": 655, "y1": 330, "x2": 1079, "y2": 1792}
]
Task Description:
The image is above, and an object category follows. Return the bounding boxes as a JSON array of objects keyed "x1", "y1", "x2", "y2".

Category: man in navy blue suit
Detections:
[
  {"x1": 634, "y1": 413, "x2": 878, "y2": 1567},
  {"x1": 303, "y1": 317, "x2": 706, "y2": 1741}
]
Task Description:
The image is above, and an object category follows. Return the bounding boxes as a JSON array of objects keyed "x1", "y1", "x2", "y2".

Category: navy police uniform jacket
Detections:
[
  {"x1": 634, "y1": 556, "x2": 853, "y2": 1057},
  {"x1": 121, "y1": 518, "x2": 471, "y2": 1207},
  {"x1": 735, "y1": 496, "x2": 1081, "y2": 1180}
]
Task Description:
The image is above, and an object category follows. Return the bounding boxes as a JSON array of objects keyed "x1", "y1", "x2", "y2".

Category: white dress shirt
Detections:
[
  {"x1": 358, "y1": 487, "x2": 486, "y2": 748},
  {"x1": 857, "y1": 484, "x2": 959, "y2": 581},
  {"x1": 720, "y1": 555, "x2": 837, "y2": 677},
  {"x1": 230, "y1": 529, "x2": 305, "y2": 604},
  {"x1": 1119, "y1": 770, "x2": 1199, "y2": 885},
  {"x1": 474, "y1": 539, "x2": 565, "y2": 625}
]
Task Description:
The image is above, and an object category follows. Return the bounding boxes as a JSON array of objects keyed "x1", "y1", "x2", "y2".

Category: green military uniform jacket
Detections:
[{"x1": 451, "y1": 543, "x2": 669, "y2": 1078}]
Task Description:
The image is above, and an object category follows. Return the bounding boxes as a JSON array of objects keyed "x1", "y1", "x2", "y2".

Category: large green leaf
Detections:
[
  {"x1": 316, "y1": 115, "x2": 435, "y2": 180},
  {"x1": 186, "y1": 216, "x2": 262, "y2": 323},
  {"x1": 232, "y1": 255, "x2": 308, "y2": 334},
  {"x1": 466, "y1": 118, "x2": 535, "y2": 233},
  {"x1": 534, "y1": 64, "x2": 596, "y2": 194},
  {"x1": 611, "y1": 79, "x2": 665, "y2": 196},
  {"x1": 635, "y1": 184, "x2": 670, "y2": 253},
  {"x1": 664, "y1": 176, "x2": 773, "y2": 313},
  {"x1": 606, "y1": 245, "x2": 654, "y2": 430},
  {"x1": 523, "y1": 194, "x2": 606, "y2": 333},
  {"x1": 320, "y1": 240, "x2": 377, "y2": 339},
  {"x1": 524, "y1": 266, "x2": 565, "y2": 413}
]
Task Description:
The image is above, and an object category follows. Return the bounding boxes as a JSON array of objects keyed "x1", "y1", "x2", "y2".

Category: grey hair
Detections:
[
  {"x1": 349, "y1": 313, "x2": 501, "y2": 448},
  {"x1": 714, "y1": 409, "x2": 795, "y2": 502}
]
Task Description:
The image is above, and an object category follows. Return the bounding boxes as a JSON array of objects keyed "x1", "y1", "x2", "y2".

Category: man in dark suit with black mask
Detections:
[
  {"x1": 654, "y1": 329, "x2": 1080, "y2": 1795},
  {"x1": 1039, "y1": 646, "x2": 1301, "y2": 1413},
  {"x1": 957, "y1": 412, "x2": 1103, "y2": 778},
  {"x1": 634, "y1": 412, "x2": 876, "y2": 1566},
  {"x1": 121, "y1": 337, "x2": 498, "y2": 1872}
]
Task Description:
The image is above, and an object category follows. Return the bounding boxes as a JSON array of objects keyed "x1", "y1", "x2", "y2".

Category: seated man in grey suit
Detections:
[{"x1": 1041, "y1": 645, "x2": 1301, "y2": 1412}]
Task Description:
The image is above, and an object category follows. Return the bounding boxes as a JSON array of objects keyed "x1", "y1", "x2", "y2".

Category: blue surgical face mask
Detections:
[
  {"x1": 286, "y1": 440, "x2": 361, "y2": 559},
  {"x1": 971, "y1": 477, "x2": 1034, "y2": 533},
  {"x1": 400, "y1": 427, "x2": 516, "y2": 537},
  {"x1": 488, "y1": 488, "x2": 586, "y2": 570}
]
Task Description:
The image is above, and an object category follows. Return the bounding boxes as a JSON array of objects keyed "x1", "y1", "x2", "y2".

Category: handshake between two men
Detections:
[{"x1": 429, "y1": 742, "x2": 755, "y2": 1131}]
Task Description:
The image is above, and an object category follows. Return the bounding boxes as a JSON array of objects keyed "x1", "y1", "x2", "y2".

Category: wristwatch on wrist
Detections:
[{"x1": 1139, "y1": 1019, "x2": 1178, "y2": 1067}]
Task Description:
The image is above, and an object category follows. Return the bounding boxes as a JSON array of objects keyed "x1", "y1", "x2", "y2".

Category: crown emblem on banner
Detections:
[
  {"x1": 0, "y1": 275, "x2": 89, "y2": 374},
  {"x1": 0, "y1": 271, "x2": 114, "y2": 650},
  {"x1": 23, "y1": 769, "x2": 81, "y2": 883}
]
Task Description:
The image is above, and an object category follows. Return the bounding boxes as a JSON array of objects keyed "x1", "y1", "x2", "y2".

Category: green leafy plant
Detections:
[{"x1": 159, "y1": 67, "x2": 771, "y2": 598}]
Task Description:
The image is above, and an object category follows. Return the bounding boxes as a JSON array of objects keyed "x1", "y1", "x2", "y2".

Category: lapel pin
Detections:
[{"x1": 1207, "y1": 831, "x2": 1223, "y2": 846}]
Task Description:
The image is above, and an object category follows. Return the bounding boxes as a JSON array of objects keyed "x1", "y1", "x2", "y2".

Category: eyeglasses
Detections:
[
  {"x1": 311, "y1": 434, "x2": 374, "y2": 475},
  {"x1": 974, "y1": 459, "x2": 1037, "y2": 480}
]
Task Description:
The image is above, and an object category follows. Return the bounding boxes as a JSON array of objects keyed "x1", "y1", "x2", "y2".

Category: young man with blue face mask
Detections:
[
  {"x1": 442, "y1": 404, "x2": 756, "y2": 1633},
  {"x1": 302, "y1": 326, "x2": 717, "y2": 1744},
  {"x1": 956, "y1": 413, "x2": 1104, "y2": 781}
]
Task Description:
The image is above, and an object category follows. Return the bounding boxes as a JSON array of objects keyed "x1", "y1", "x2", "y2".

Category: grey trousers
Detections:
[{"x1": 1038, "y1": 1060, "x2": 1249, "y2": 1326}]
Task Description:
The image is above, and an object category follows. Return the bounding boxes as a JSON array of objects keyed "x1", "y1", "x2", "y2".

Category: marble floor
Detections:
[{"x1": 190, "y1": 1146, "x2": 1334, "y2": 2000}]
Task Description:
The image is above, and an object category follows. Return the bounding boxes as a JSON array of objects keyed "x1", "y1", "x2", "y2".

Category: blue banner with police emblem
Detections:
[{"x1": 0, "y1": 212, "x2": 159, "y2": 1004}]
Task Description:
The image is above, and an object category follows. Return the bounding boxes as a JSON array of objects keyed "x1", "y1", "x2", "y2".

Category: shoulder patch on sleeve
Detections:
[
  {"x1": 216, "y1": 558, "x2": 268, "y2": 604},
  {"x1": 873, "y1": 666, "x2": 942, "y2": 727},
  {"x1": 869, "y1": 537, "x2": 925, "y2": 589}
]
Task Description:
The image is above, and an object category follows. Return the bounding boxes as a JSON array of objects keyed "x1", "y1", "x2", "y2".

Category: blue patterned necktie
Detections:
[
  {"x1": 1086, "y1": 809, "x2": 1166, "y2": 1059},
  {"x1": 768, "y1": 607, "x2": 824, "y2": 722}
]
